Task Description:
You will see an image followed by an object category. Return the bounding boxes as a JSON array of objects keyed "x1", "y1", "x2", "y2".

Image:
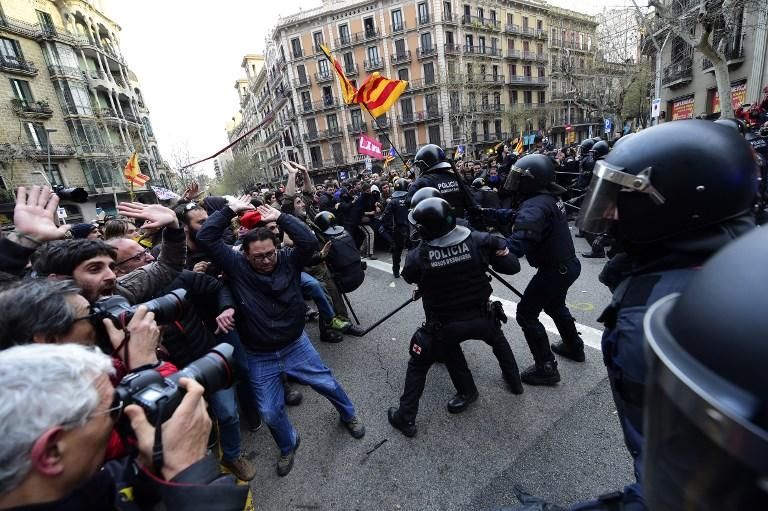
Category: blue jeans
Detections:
[
  {"x1": 245, "y1": 332, "x2": 357, "y2": 454},
  {"x1": 216, "y1": 329, "x2": 259, "y2": 419},
  {"x1": 208, "y1": 386, "x2": 241, "y2": 461},
  {"x1": 300, "y1": 272, "x2": 335, "y2": 321}
]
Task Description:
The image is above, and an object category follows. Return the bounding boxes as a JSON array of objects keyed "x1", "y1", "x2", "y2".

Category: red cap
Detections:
[{"x1": 240, "y1": 210, "x2": 263, "y2": 230}]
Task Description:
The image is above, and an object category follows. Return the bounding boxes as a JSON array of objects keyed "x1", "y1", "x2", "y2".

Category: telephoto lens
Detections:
[
  {"x1": 92, "y1": 289, "x2": 188, "y2": 327},
  {"x1": 53, "y1": 185, "x2": 88, "y2": 203}
]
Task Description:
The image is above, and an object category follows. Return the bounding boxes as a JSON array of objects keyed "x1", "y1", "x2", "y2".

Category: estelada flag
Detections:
[
  {"x1": 123, "y1": 151, "x2": 139, "y2": 181},
  {"x1": 355, "y1": 72, "x2": 408, "y2": 118},
  {"x1": 319, "y1": 44, "x2": 357, "y2": 104}
]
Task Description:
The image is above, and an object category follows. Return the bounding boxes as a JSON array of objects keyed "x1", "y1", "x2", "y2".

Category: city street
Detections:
[{"x1": 241, "y1": 229, "x2": 632, "y2": 510}]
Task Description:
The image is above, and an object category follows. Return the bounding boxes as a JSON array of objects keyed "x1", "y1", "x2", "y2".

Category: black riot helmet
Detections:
[
  {"x1": 611, "y1": 132, "x2": 634, "y2": 150},
  {"x1": 393, "y1": 178, "x2": 409, "y2": 192},
  {"x1": 714, "y1": 117, "x2": 747, "y2": 136},
  {"x1": 409, "y1": 186, "x2": 442, "y2": 209},
  {"x1": 591, "y1": 140, "x2": 610, "y2": 159},
  {"x1": 643, "y1": 227, "x2": 768, "y2": 511},
  {"x1": 313, "y1": 211, "x2": 344, "y2": 236},
  {"x1": 577, "y1": 138, "x2": 594, "y2": 158},
  {"x1": 408, "y1": 197, "x2": 470, "y2": 246},
  {"x1": 576, "y1": 119, "x2": 757, "y2": 243},
  {"x1": 504, "y1": 153, "x2": 566, "y2": 196},
  {"x1": 471, "y1": 177, "x2": 485, "y2": 189},
  {"x1": 413, "y1": 144, "x2": 452, "y2": 176}
]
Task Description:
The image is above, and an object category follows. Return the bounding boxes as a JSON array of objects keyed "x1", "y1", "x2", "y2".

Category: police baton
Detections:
[
  {"x1": 358, "y1": 295, "x2": 419, "y2": 336},
  {"x1": 488, "y1": 268, "x2": 524, "y2": 299}
]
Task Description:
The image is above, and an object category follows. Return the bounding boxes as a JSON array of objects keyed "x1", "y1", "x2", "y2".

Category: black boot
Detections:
[
  {"x1": 551, "y1": 340, "x2": 586, "y2": 362},
  {"x1": 387, "y1": 407, "x2": 417, "y2": 437},
  {"x1": 392, "y1": 262, "x2": 400, "y2": 279},
  {"x1": 319, "y1": 320, "x2": 344, "y2": 343},
  {"x1": 447, "y1": 390, "x2": 479, "y2": 414},
  {"x1": 283, "y1": 380, "x2": 303, "y2": 406},
  {"x1": 521, "y1": 361, "x2": 561, "y2": 386}
]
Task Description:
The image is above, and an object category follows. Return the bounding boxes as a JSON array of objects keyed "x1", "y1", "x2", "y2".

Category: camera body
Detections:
[
  {"x1": 53, "y1": 185, "x2": 88, "y2": 203},
  {"x1": 92, "y1": 289, "x2": 188, "y2": 327},
  {"x1": 116, "y1": 343, "x2": 235, "y2": 425}
]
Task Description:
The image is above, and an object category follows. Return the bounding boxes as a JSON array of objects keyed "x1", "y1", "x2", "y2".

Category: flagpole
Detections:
[{"x1": 361, "y1": 104, "x2": 409, "y2": 167}]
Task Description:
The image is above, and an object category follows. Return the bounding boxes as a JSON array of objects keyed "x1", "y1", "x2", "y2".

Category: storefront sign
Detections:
[
  {"x1": 671, "y1": 96, "x2": 695, "y2": 120},
  {"x1": 711, "y1": 81, "x2": 747, "y2": 113}
]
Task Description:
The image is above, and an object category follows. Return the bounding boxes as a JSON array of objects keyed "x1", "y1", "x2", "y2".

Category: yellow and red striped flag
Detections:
[
  {"x1": 514, "y1": 133, "x2": 524, "y2": 155},
  {"x1": 354, "y1": 72, "x2": 408, "y2": 118},
  {"x1": 319, "y1": 44, "x2": 357, "y2": 104},
  {"x1": 123, "y1": 151, "x2": 150, "y2": 186}
]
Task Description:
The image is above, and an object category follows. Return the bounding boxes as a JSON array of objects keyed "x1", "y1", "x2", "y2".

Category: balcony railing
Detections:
[
  {"x1": 315, "y1": 71, "x2": 333, "y2": 83},
  {"x1": 702, "y1": 42, "x2": 745, "y2": 70},
  {"x1": 391, "y1": 50, "x2": 412, "y2": 65},
  {"x1": 505, "y1": 24, "x2": 520, "y2": 34},
  {"x1": 474, "y1": 74, "x2": 506, "y2": 84},
  {"x1": 11, "y1": 99, "x2": 53, "y2": 118},
  {"x1": 444, "y1": 43, "x2": 461, "y2": 55},
  {"x1": 77, "y1": 143, "x2": 109, "y2": 154},
  {"x1": 347, "y1": 122, "x2": 367, "y2": 134},
  {"x1": 461, "y1": 15, "x2": 499, "y2": 30},
  {"x1": 480, "y1": 132, "x2": 505, "y2": 142},
  {"x1": 292, "y1": 48, "x2": 303, "y2": 59},
  {"x1": 398, "y1": 110, "x2": 441, "y2": 124},
  {"x1": 535, "y1": 53, "x2": 548, "y2": 63},
  {"x1": 48, "y1": 64, "x2": 85, "y2": 80},
  {"x1": 417, "y1": 46, "x2": 437, "y2": 59},
  {"x1": 507, "y1": 75, "x2": 548, "y2": 86},
  {"x1": 353, "y1": 28, "x2": 380, "y2": 42},
  {"x1": 122, "y1": 111, "x2": 138, "y2": 123},
  {"x1": 417, "y1": 13, "x2": 431, "y2": 26},
  {"x1": 95, "y1": 107, "x2": 119, "y2": 118},
  {"x1": 392, "y1": 21, "x2": 407, "y2": 33},
  {"x1": 662, "y1": 58, "x2": 693, "y2": 86},
  {"x1": 293, "y1": 76, "x2": 311, "y2": 88},
  {"x1": 364, "y1": 58, "x2": 384, "y2": 71},
  {"x1": 443, "y1": 12, "x2": 458, "y2": 24},
  {"x1": 0, "y1": 55, "x2": 38, "y2": 76},
  {"x1": 372, "y1": 117, "x2": 390, "y2": 129},
  {"x1": 405, "y1": 78, "x2": 438, "y2": 92},
  {"x1": 22, "y1": 144, "x2": 76, "y2": 159},
  {"x1": 522, "y1": 51, "x2": 537, "y2": 61},
  {"x1": 334, "y1": 35, "x2": 352, "y2": 48},
  {"x1": 463, "y1": 46, "x2": 502, "y2": 57},
  {"x1": 506, "y1": 49, "x2": 521, "y2": 59},
  {"x1": 344, "y1": 63, "x2": 359, "y2": 76}
]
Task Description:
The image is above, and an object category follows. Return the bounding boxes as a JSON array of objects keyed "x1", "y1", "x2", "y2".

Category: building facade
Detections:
[
  {"x1": 228, "y1": 0, "x2": 600, "y2": 181},
  {"x1": 0, "y1": 0, "x2": 173, "y2": 226},
  {"x1": 656, "y1": 0, "x2": 768, "y2": 122}
]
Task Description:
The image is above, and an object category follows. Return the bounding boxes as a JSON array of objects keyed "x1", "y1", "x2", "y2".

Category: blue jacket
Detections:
[{"x1": 196, "y1": 208, "x2": 318, "y2": 352}]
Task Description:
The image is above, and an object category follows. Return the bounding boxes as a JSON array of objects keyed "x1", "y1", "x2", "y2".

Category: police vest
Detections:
[
  {"x1": 326, "y1": 230, "x2": 365, "y2": 292},
  {"x1": 391, "y1": 191, "x2": 410, "y2": 227},
  {"x1": 513, "y1": 194, "x2": 575, "y2": 268},
  {"x1": 419, "y1": 233, "x2": 491, "y2": 318},
  {"x1": 421, "y1": 171, "x2": 467, "y2": 217}
]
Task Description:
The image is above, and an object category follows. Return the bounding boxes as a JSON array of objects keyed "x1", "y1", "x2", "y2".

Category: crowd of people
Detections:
[{"x1": 0, "y1": 115, "x2": 766, "y2": 510}]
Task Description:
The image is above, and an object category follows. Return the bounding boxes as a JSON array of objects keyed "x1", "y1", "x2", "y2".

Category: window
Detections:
[
  {"x1": 537, "y1": 43, "x2": 543, "y2": 55},
  {"x1": 404, "y1": 129, "x2": 417, "y2": 152},
  {"x1": 394, "y1": 39, "x2": 406, "y2": 57},
  {"x1": 301, "y1": 91, "x2": 311, "y2": 108},
  {"x1": 142, "y1": 117, "x2": 154, "y2": 138},
  {"x1": 364, "y1": 17, "x2": 376, "y2": 37},
  {"x1": 309, "y1": 146, "x2": 323, "y2": 168},
  {"x1": 477, "y1": 7, "x2": 484, "y2": 19},
  {"x1": 367, "y1": 46, "x2": 379, "y2": 63},
  {"x1": 444, "y1": 2, "x2": 452, "y2": 16},
  {"x1": 522, "y1": 16, "x2": 529, "y2": 30},
  {"x1": 510, "y1": 64, "x2": 517, "y2": 77},
  {"x1": 538, "y1": 66, "x2": 545, "y2": 78},
  {"x1": 464, "y1": 4, "x2": 471, "y2": 16},
  {"x1": 524, "y1": 90, "x2": 532, "y2": 104},
  {"x1": 423, "y1": 62, "x2": 435, "y2": 84},
  {"x1": 343, "y1": 52, "x2": 354, "y2": 73},
  {"x1": 490, "y1": 10, "x2": 496, "y2": 23},
  {"x1": 428, "y1": 124, "x2": 441, "y2": 144},
  {"x1": 510, "y1": 90, "x2": 518, "y2": 104},
  {"x1": 493, "y1": 92, "x2": 501, "y2": 105},
  {"x1": 392, "y1": 9, "x2": 404, "y2": 32},
  {"x1": 326, "y1": 113, "x2": 339, "y2": 132},
  {"x1": 313, "y1": 32, "x2": 324, "y2": 51},
  {"x1": 44, "y1": 164, "x2": 63, "y2": 186},
  {"x1": 492, "y1": 65, "x2": 499, "y2": 80},
  {"x1": 537, "y1": 20, "x2": 543, "y2": 31},
  {"x1": 151, "y1": 146, "x2": 161, "y2": 163},
  {"x1": 425, "y1": 93, "x2": 438, "y2": 114},
  {"x1": 398, "y1": 68, "x2": 409, "y2": 81},
  {"x1": 524, "y1": 65, "x2": 532, "y2": 77},
  {"x1": 63, "y1": 82, "x2": 92, "y2": 115},
  {"x1": 478, "y1": 36, "x2": 486, "y2": 52},
  {"x1": 420, "y1": 32, "x2": 432, "y2": 51},
  {"x1": 297, "y1": 64, "x2": 307, "y2": 82},
  {"x1": 523, "y1": 41, "x2": 530, "y2": 52},
  {"x1": 332, "y1": 142, "x2": 343, "y2": 163},
  {"x1": 290, "y1": 38, "x2": 302, "y2": 58},
  {"x1": 465, "y1": 34, "x2": 473, "y2": 48},
  {"x1": 466, "y1": 63, "x2": 473, "y2": 76},
  {"x1": 507, "y1": 13, "x2": 513, "y2": 25},
  {"x1": 322, "y1": 86, "x2": 333, "y2": 104},
  {"x1": 0, "y1": 37, "x2": 21, "y2": 63},
  {"x1": 36, "y1": 10, "x2": 55, "y2": 33},
  {"x1": 481, "y1": 94, "x2": 489, "y2": 107},
  {"x1": 418, "y1": 2, "x2": 429, "y2": 24},
  {"x1": 482, "y1": 120, "x2": 489, "y2": 137},
  {"x1": 338, "y1": 24, "x2": 350, "y2": 44},
  {"x1": 507, "y1": 38, "x2": 515, "y2": 50},
  {"x1": 468, "y1": 92, "x2": 476, "y2": 108},
  {"x1": 350, "y1": 109, "x2": 363, "y2": 129},
  {"x1": 401, "y1": 97, "x2": 413, "y2": 118},
  {"x1": 446, "y1": 31, "x2": 454, "y2": 45},
  {"x1": 538, "y1": 91, "x2": 545, "y2": 104},
  {"x1": 306, "y1": 118, "x2": 317, "y2": 135},
  {"x1": 317, "y1": 59, "x2": 329, "y2": 76},
  {"x1": 494, "y1": 119, "x2": 502, "y2": 135},
  {"x1": 450, "y1": 92, "x2": 460, "y2": 109},
  {"x1": 0, "y1": 175, "x2": 6, "y2": 190},
  {"x1": 25, "y1": 122, "x2": 48, "y2": 149},
  {"x1": 9, "y1": 79, "x2": 33, "y2": 104}
]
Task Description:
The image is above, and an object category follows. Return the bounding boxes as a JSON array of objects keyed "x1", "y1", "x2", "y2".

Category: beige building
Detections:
[
  {"x1": 228, "y1": 0, "x2": 599, "y2": 180},
  {"x1": 0, "y1": 0, "x2": 172, "y2": 226}
]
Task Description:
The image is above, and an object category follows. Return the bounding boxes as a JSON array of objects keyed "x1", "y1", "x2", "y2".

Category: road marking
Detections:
[{"x1": 365, "y1": 258, "x2": 604, "y2": 351}]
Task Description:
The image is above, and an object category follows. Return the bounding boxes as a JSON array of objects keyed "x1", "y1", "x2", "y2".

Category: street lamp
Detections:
[{"x1": 45, "y1": 128, "x2": 57, "y2": 184}]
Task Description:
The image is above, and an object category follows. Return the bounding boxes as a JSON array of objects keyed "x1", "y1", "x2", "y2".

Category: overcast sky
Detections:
[{"x1": 107, "y1": 0, "x2": 630, "y2": 177}]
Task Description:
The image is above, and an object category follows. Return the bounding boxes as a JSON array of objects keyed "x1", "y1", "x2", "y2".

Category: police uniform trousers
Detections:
[
  {"x1": 390, "y1": 227, "x2": 409, "y2": 268},
  {"x1": 398, "y1": 308, "x2": 520, "y2": 422},
  {"x1": 516, "y1": 256, "x2": 582, "y2": 364}
]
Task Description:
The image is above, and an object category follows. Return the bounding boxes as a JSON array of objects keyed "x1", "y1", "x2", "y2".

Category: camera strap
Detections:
[{"x1": 152, "y1": 401, "x2": 165, "y2": 475}]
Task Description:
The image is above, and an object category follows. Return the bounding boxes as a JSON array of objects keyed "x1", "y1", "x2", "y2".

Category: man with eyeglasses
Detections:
[
  {"x1": 0, "y1": 343, "x2": 248, "y2": 511},
  {"x1": 197, "y1": 199, "x2": 366, "y2": 477}
]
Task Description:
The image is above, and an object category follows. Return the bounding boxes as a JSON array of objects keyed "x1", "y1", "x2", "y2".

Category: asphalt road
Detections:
[{"x1": 241, "y1": 229, "x2": 632, "y2": 510}]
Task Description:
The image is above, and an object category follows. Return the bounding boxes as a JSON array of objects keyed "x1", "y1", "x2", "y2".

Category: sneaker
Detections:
[
  {"x1": 328, "y1": 317, "x2": 351, "y2": 331},
  {"x1": 521, "y1": 362, "x2": 561, "y2": 386},
  {"x1": 446, "y1": 390, "x2": 479, "y2": 414},
  {"x1": 222, "y1": 454, "x2": 257, "y2": 481},
  {"x1": 551, "y1": 341, "x2": 586, "y2": 362},
  {"x1": 276, "y1": 434, "x2": 300, "y2": 477},
  {"x1": 387, "y1": 407, "x2": 417, "y2": 437},
  {"x1": 305, "y1": 308, "x2": 319, "y2": 321},
  {"x1": 342, "y1": 416, "x2": 366, "y2": 439}
]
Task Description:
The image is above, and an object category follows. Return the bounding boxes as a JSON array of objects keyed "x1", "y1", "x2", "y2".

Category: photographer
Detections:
[{"x1": 0, "y1": 343, "x2": 248, "y2": 511}]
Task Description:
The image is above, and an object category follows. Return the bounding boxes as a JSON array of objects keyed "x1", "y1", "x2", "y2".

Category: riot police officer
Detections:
[
  {"x1": 407, "y1": 143, "x2": 478, "y2": 219},
  {"x1": 387, "y1": 198, "x2": 523, "y2": 438},
  {"x1": 484, "y1": 154, "x2": 585, "y2": 386},
  {"x1": 576, "y1": 119, "x2": 757, "y2": 506},
  {"x1": 314, "y1": 211, "x2": 366, "y2": 294},
  {"x1": 381, "y1": 178, "x2": 411, "y2": 278},
  {"x1": 472, "y1": 178, "x2": 501, "y2": 209}
]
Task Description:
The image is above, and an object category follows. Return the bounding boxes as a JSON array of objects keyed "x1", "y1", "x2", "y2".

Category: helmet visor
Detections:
[
  {"x1": 576, "y1": 160, "x2": 666, "y2": 234},
  {"x1": 502, "y1": 164, "x2": 533, "y2": 193}
]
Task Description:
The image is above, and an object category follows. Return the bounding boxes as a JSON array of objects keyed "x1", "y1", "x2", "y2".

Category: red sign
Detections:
[
  {"x1": 671, "y1": 96, "x2": 695, "y2": 121},
  {"x1": 357, "y1": 134, "x2": 383, "y2": 160},
  {"x1": 711, "y1": 81, "x2": 747, "y2": 114},
  {"x1": 565, "y1": 123, "x2": 573, "y2": 132}
]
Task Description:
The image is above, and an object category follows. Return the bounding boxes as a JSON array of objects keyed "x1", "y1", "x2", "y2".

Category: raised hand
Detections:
[
  {"x1": 226, "y1": 194, "x2": 255, "y2": 214},
  {"x1": 12, "y1": 186, "x2": 70, "y2": 242},
  {"x1": 118, "y1": 202, "x2": 180, "y2": 229},
  {"x1": 256, "y1": 204, "x2": 282, "y2": 223},
  {"x1": 281, "y1": 161, "x2": 299, "y2": 175}
]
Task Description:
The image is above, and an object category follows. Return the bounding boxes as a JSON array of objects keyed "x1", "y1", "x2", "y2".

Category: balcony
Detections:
[
  {"x1": 537, "y1": 29, "x2": 548, "y2": 40},
  {"x1": 405, "y1": 78, "x2": 438, "y2": 92},
  {"x1": 344, "y1": 63, "x2": 359, "y2": 76},
  {"x1": 702, "y1": 42, "x2": 745, "y2": 71},
  {"x1": 519, "y1": 27, "x2": 537, "y2": 38},
  {"x1": 77, "y1": 143, "x2": 109, "y2": 155},
  {"x1": 398, "y1": 110, "x2": 442, "y2": 125},
  {"x1": 292, "y1": 48, "x2": 303, "y2": 59},
  {"x1": 22, "y1": 144, "x2": 76, "y2": 160},
  {"x1": 391, "y1": 21, "x2": 407, "y2": 33},
  {"x1": 505, "y1": 24, "x2": 521, "y2": 34},
  {"x1": 95, "y1": 107, "x2": 119, "y2": 119},
  {"x1": 347, "y1": 122, "x2": 367, "y2": 134},
  {"x1": 461, "y1": 15, "x2": 499, "y2": 30},
  {"x1": 535, "y1": 53, "x2": 548, "y2": 63},
  {"x1": 11, "y1": 99, "x2": 53, "y2": 119},
  {"x1": 506, "y1": 49, "x2": 521, "y2": 59},
  {"x1": 266, "y1": 130, "x2": 282, "y2": 144},
  {"x1": 522, "y1": 51, "x2": 537, "y2": 61},
  {"x1": 315, "y1": 71, "x2": 333, "y2": 83},
  {"x1": 364, "y1": 58, "x2": 384, "y2": 71},
  {"x1": 0, "y1": 55, "x2": 38, "y2": 76},
  {"x1": 372, "y1": 117, "x2": 390, "y2": 130},
  {"x1": 268, "y1": 152, "x2": 282, "y2": 164},
  {"x1": 294, "y1": 75, "x2": 312, "y2": 89},
  {"x1": 443, "y1": 12, "x2": 458, "y2": 24},
  {"x1": 444, "y1": 43, "x2": 462, "y2": 55},
  {"x1": 48, "y1": 65, "x2": 85, "y2": 80},
  {"x1": 417, "y1": 13, "x2": 431, "y2": 26},
  {"x1": 303, "y1": 130, "x2": 323, "y2": 142},
  {"x1": 391, "y1": 50, "x2": 412, "y2": 65},
  {"x1": 480, "y1": 131, "x2": 505, "y2": 142},
  {"x1": 353, "y1": 28, "x2": 380, "y2": 43},
  {"x1": 507, "y1": 75, "x2": 548, "y2": 87},
  {"x1": 662, "y1": 58, "x2": 693, "y2": 87},
  {"x1": 417, "y1": 46, "x2": 437, "y2": 59},
  {"x1": 334, "y1": 35, "x2": 353, "y2": 48},
  {"x1": 463, "y1": 46, "x2": 503, "y2": 58},
  {"x1": 269, "y1": 71, "x2": 284, "y2": 87}
]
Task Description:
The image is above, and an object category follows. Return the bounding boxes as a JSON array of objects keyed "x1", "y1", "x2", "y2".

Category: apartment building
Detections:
[
  {"x1": 0, "y1": 0, "x2": 172, "y2": 226},
  {"x1": 229, "y1": 0, "x2": 599, "y2": 179},
  {"x1": 655, "y1": 0, "x2": 768, "y2": 121}
]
